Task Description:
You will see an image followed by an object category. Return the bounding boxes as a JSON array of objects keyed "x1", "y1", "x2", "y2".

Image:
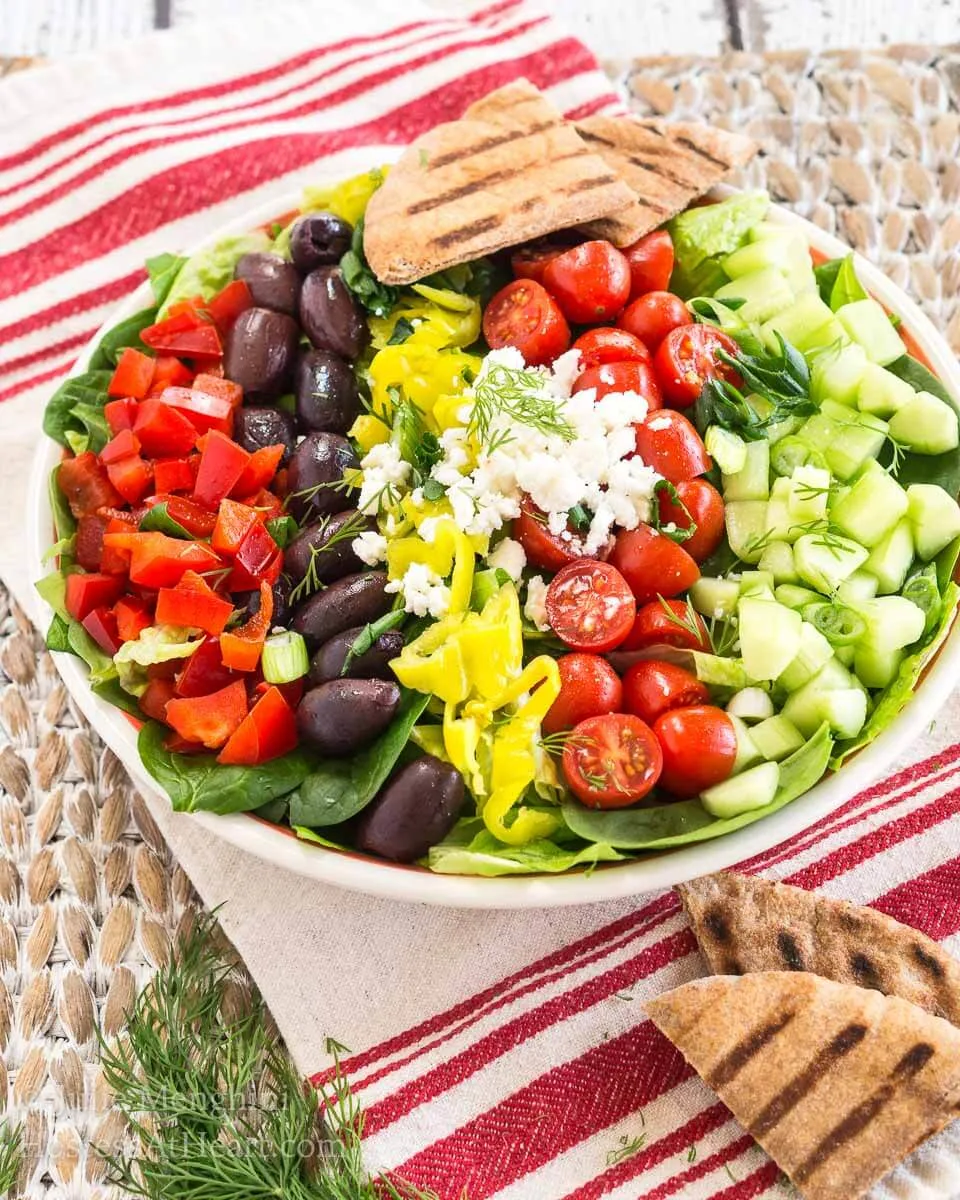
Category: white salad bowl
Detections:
[{"x1": 27, "y1": 187, "x2": 960, "y2": 908}]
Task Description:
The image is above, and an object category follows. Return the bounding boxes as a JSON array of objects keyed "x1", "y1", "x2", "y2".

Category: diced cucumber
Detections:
[
  {"x1": 705, "y1": 426, "x2": 747, "y2": 475},
  {"x1": 793, "y1": 533, "x2": 869, "y2": 594},
  {"x1": 722, "y1": 438, "x2": 770, "y2": 501},
  {"x1": 856, "y1": 362, "x2": 915, "y2": 417},
  {"x1": 729, "y1": 713, "x2": 763, "y2": 771},
  {"x1": 888, "y1": 390, "x2": 960, "y2": 456},
  {"x1": 722, "y1": 233, "x2": 809, "y2": 278},
  {"x1": 765, "y1": 415, "x2": 804, "y2": 445},
  {"x1": 761, "y1": 292, "x2": 846, "y2": 356},
  {"x1": 715, "y1": 269, "x2": 794, "y2": 325},
  {"x1": 860, "y1": 595, "x2": 927, "y2": 651},
  {"x1": 727, "y1": 687, "x2": 775, "y2": 723},
  {"x1": 836, "y1": 298, "x2": 905, "y2": 365},
  {"x1": 863, "y1": 519, "x2": 914, "y2": 593},
  {"x1": 689, "y1": 576, "x2": 741, "y2": 621},
  {"x1": 814, "y1": 689, "x2": 868, "y2": 739},
  {"x1": 853, "y1": 643, "x2": 905, "y2": 689},
  {"x1": 777, "y1": 621, "x2": 834, "y2": 691},
  {"x1": 782, "y1": 658, "x2": 856, "y2": 736},
  {"x1": 798, "y1": 406, "x2": 888, "y2": 481},
  {"x1": 788, "y1": 464, "x2": 831, "y2": 523},
  {"x1": 811, "y1": 342, "x2": 868, "y2": 407},
  {"x1": 829, "y1": 460, "x2": 908, "y2": 547},
  {"x1": 835, "y1": 643, "x2": 856, "y2": 666},
  {"x1": 763, "y1": 476, "x2": 800, "y2": 543},
  {"x1": 775, "y1": 583, "x2": 822, "y2": 611},
  {"x1": 758, "y1": 540, "x2": 797, "y2": 583},
  {"x1": 837, "y1": 568, "x2": 879, "y2": 604},
  {"x1": 738, "y1": 596, "x2": 803, "y2": 680},
  {"x1": 750, "y1": 220, "x2": 802, "y2": 243},
  {"x1": 689, "y1": 653, "x2": 751, "y2": 692},
  {"x1": 906, "y1": 484, "x2": 960, "y2": 561},
  {"x1": 725, "y1": 500, "x2": 768, "y2": 563},
  {"x1": 751, "y1": 715, "x2": 805, "y2": 762},
  {"x1": 784, "y1": 263, "x2": 819, "y2": 297},
  {"x1": 770, "y1": 437, "x2": 828, "y2": 478},
  {"x1": 701, "y1": 761, "x2": 780, "y2": 818},
  {"x1": 738, "y1": 570, "x2": 775, "y2": 597}
]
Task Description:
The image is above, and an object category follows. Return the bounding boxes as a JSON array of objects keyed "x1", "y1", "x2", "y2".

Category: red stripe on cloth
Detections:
[
  {"x1": 0, "y1": 359, "x2": 73, "y2": 404},
  {"x1": 714, "y1": 1161, "x2": 783, "y2": 1200},
  {"x1": 872, "y1": 858, "x2": 960, "y2": 937},
  {"x1": 638, "y1": 1134, "x2": 757, "y2": 1200},
  {"x1": 1, "y1": 328, "x2": 94, "y2": 378},
  {"x1": 0, "y1": 271, "x2": 144, "y2": 348},
  {"x1": 0, "y1": 33, "x2": 591, "y2": 300}
]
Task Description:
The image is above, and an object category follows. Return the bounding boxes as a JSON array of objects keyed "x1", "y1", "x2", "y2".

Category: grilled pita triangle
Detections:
[
  {"x1": 677, "y1": 872, "x2": 960, "y2": 1026},
  {"x1": 648, "y1": 972, "x2": 960, "y2": 1200},
  {"x1": 576, "y1": 115, "x2": 758, "y2": 245},
  {"x1": 363, "y1": 79, "x2": 634, "y2": 285}
]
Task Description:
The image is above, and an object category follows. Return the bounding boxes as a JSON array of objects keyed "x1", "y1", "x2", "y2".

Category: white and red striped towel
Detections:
[{"x1": 3, "y1": 4, "x2": 960, "y2": 1197}]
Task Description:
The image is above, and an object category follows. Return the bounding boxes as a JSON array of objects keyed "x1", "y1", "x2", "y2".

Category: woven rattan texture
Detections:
[{"x1": 3, "y1": 39, "x2": 960, "y2": 1200}]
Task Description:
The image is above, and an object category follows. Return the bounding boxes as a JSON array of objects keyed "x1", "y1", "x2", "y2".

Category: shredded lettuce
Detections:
[
  {"x1": 158, "y1": 232, "x2": 272, "y2": 318},
  {"x1": 114, "y1": 626, "x2": 201, "y2": 696},
  {"x1": 427, "y1": 819, "x2": 625, "y2": 876}
]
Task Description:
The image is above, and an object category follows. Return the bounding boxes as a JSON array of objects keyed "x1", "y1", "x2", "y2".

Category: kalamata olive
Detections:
[
  {"x1": 289, "y1": 212, "x2": 353, "y2": 273},
  {"x1": 285, "y1": 431, "x2": 359, "y2": 523},
  {"x1": 356, "y1": 756, "x2": 466, "y2": 862},
  {"x1": 234, "y1": 252, "x2": 302, "y2": 317},
  {"x1": 309, "y1": 625, "x2": 404, "y2": 685},
  {"x1": 236, "y1": 574, "x2": 292, "y2": 627},
  {"x1": 234, "y1": 406, "x2": 297, "y2": 463},
  {"x1": 284, "y1": 510, "x2": 372, "y2": 587},
  {"x1": 292, "y1": 571, "x2": 391, "y2": 649},
  {"x1": 299, "y1": 267, "x2": 367, "y2": 361},
  {"x1": 294, "y1": 349, "x2": 362, "y2": 434},
  {"x1": 297, "y1": 678, "x2": 400, "y2": 756},
  {"x1": 223, "y1": 307, "x2": 299, "y2": 400}
]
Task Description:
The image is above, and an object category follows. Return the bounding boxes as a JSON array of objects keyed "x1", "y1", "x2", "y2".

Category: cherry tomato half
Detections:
[
  {"x1": 657, "y1": 478, "x2": 725, "y2": 564},
  {"x1": 514, "y1": 497, "x2": 593, "y2": 573},
  {"x1": 542, "y1": 653, "x2": 623, "y2": 736},
  {"x1": 633, "y1": 409, "x2": 711, "y2": 484},
  {"x1": 620, "y1": 598, "x2": 711, "y2": 653},
  {"x1": 618, "y1": 291, "x2": 691, "y2": 350},
  {"x1": 653, "y1": 324, "x2": 742, "y2": 409},
  {"x1": 545, "y1": 560, "x2": 636, "y2": 652},
  {"x1": 511, "y1": 243, "x2": 564, "y2": 286},
  {"x1": 572, "y1": 327, "x2": 650, "y2": 369},
  {"x1": 572, "y1": 360, "x2": 663, "y2": 408},
  {"x1": 563, "y1": 713, "x2": 662, "y2": 808},
  {"x1": 623, "y1": 230, "x2": 675, "y2": 298},
  {"x1": 483, "y1": 279, "x2": 570, "y2": 366},
  {"x1": 653, "y1": 705, "x2": 737, "y2": 798},
  {"x1": 622, "y1": 659, "x2": 709, "y2": 725},
  {"x1": 608, "y1": 525, "x2": 699, "y2": 606},
  {"x1": 542, "y1": 241, "x2": 632, "y2": 325}
]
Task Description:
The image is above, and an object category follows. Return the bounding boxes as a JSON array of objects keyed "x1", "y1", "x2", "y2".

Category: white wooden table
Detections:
[{"x1": 2, "y1": 0, "x2": 958, "y2": 61}]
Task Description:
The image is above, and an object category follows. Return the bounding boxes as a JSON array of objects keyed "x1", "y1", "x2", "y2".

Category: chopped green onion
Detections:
[
  {"x1": 770, "y1": 437, "x2": 827, "y2": 478},
  {"x1": 903, "y1": 569, "x2": 941, "y2": 638},
  {"x1": 261, "y1": 631, "x2": 309, "y2": 684},
  {"x1": 810, "y1": 603, "x2": 865, "y2": 646}
]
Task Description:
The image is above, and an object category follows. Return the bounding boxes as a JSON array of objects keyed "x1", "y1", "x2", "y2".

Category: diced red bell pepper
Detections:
[
  {"x1": 108, "y1": 347, "x2": 155, "y2": 400},
  {"x1": 205, "y1": 280, "x2": 253, "y2": 333},
  {"x1": 143, "y1": 495, "x2": 217, "y2": 539},
  {"x1": 153, "y1": 457, "x2": 196, "y2": 494},
  {"x1": 160, "y1": 385, "x2": 233, "y2": 436},
  {"x1": 106, "y1": 455, "x2": 153, "y2": 505},
  {"x1": 114, "y1": 595, "x2": 152, "y2": 642},
  {"x1": 211, "y1": 499, "x2": 259, "y2": 555},
  {"x1": 227, "y1": 550, "x2": 281, "y2": 592},
  {"x1": 220, "y1": 579, "x2": 273, "y2": 672},
  {"x1": 99, "y1": 428, "x2": 141, "y2": 465},
  {"x1": 165, "y1": 679, "x2": 248, "y2": 750},
  {"x1": 75, "y1": 514, "x2": 107, "y2": 572},
  {"x1": 174, "y1": 635, "x2": 239, "y2": 698},
  {"x1": 191, "y1": 373, "x2": 242, "y2": 409},
  {"x1": 141, "y1": 309, "x2": 222, "y2": 358},
  {"x1": 254, "y1": 676, "x2": 304, "y2": 709},
  {"x1": 81, "y1": 605, "x2": 122, "y2": 656},
  {"x1": 105, "y1": 396, "x2": 138, "y2": 435},
  {"x1": 102, "y1": 531, "x2": 221, "y2": 588},
  {"x1": 217, "y1": 685, "x2": 298, "y2": 765},
  {"x1": 58, "y1": 452, "x2": 122, "y2": 519},
  {"x1": 232, "y1": 444, "x2": 285, "y2": 497},
  {"x1": 236, "y1": 488, "x2": 284, "y2": 519},
  {"x1": 156, "y1": 570, "x2": 234, "y2": 636},
  {"x1": 193, "y1": 431, "x2": 251, "y2": 509},
  {"x1": 139, "y1": 677, "x2": 176, "y2": 723},
  {"x1": 134, "y1": 398, "x2": 198, "y2": 457},
  {"x1": 163, "y1": 732, "x2": 208, "y2": 754},
  {"x1": 149, "y1": 356, "x2": 194, "y2": 395},
  {"x1": 235, "y1": 519, "x2": 280, "y2": 582},
  {"x1": 65, "y1": 571, "x2": 126, "y2": 622}
]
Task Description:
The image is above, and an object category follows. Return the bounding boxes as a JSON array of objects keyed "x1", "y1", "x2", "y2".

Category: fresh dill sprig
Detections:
[
  {"x1": 468, "y1": 362, "x2": 575, "y2": 454},
  {"x1": 0, "y1": 1122, "x2": 22, "y2": 1196},
  {"x1": 96, "y1": 910, "x2": 437, "y2": 1200},
  {"x1": 289, "y1": 512, "x2": 371, "y2": 605},
  {"x1": 606, "y1": 1132, "x2": 646, "y2": 1166},
  {"x1": 539, "y1": 729, "x2": 597, "y2": 759},
  {"x1": 657, "y1": 595, "x2": 711, "y2": 651}
]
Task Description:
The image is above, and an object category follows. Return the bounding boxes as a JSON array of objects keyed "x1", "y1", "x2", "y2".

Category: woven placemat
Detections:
[{"x1": 3, "y1": 39, "x2": 960, "y2": 1200}]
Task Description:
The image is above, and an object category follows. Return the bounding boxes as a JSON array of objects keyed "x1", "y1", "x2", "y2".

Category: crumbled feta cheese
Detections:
[
  {"x1": 385, "y1": 562, "x2": 451, "y2": 619},
  {"x1": 549, "y1": 348, "x2": 583, "y2": 397},
  {"x1": 523, "y1": 575, "x2": 550, "y2": 631},
  {"x1": 418, "y1": 517, "x2": 441, "y2": 544},
  {"x1": 487, "y1": 537, "x2": 527, "y2": 581},
  {"x1": 352, "y1": 530, "x2": 388, "y2": 566},
  {"x1": 357, "y1": 442, "x2": 411, "y2": 514}
]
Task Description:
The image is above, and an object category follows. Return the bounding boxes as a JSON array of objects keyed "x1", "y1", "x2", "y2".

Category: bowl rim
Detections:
[{"x1": 27, "y1": 185, "x2": 960, "y2": 909}]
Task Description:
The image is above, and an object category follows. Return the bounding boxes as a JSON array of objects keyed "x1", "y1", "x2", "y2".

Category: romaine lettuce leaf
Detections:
[
  {"x1": 668, "y1": 191, "x2": 769, "y2": 298},
  {"x1": 427, "y1": 819, "x2": 626, "y2": 876},
  {"x1": 158, "y1": 232, "x2": 272, "y2": 318},
  {"x1": 114, "y1": 626, "x2": 201, "y2": 695}
]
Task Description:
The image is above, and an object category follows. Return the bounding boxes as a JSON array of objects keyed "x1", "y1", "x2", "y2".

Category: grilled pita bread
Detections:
[
  {"x1": 648, "y1": 972, "x2": 960, "y2": 1200},
  {"x1": 363, "y1": 80, "x2": 634, "y2": 285},
  {"x1": 576, "y1": 115, "x2": 758, "y2": 246},
  {"x1": 677, "y1": 872, "x2": 960, "y2": 1026}
]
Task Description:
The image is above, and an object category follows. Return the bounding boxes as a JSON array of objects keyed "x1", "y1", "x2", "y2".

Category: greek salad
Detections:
[{"x1": 38, "y1": 175, "x2": 960, "y2": 877}]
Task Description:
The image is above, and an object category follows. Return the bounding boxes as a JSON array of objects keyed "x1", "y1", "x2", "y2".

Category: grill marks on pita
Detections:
[
  {"x1": 647, "y1": 972, "x2": 960, "y2": 1200},
  {"x1": 678, "y1": 872, "x2": 960, "y2": 1026},
  {"x1": 362, "y1": 80, "x2": 634, "y2": 286}
]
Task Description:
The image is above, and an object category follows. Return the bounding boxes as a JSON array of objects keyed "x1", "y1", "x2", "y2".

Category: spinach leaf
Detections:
[
  {"x1": 139, "y1": 502, "x2": 192, "y2": 539},
  {"x1": 69, "y1": 400, "x2": 111, "y2": 454},
  {"x1": 67, "y1": 619, "x2": 118, "y2": 686},
  {"x1": 43, "y1": 370, "x2": 113, "y2": 448},
  {"x1": 49, "y1": 465, "x2": 77, "y2": 545},
  {"x1": 138, "y1": 722, "x2": 314, "y2": 815},
  {"x1": 427, "y1": 820, "x2": 626, "y2": 876},
  {"x1": 387, "y1": 317, "x2": 415, "y2": 345},
  {"x1": 290, "y1": 689, "x2": 430, "y2": 827},
  {"x1": 884, "y1": 354, "x2": 960, "y2": 494},
  {"x1": 340, "y1": 217, "x2": 398, "y2": 318},
  {"x1": 266, "y1": 515, "x2": 299, "y2": 548},
  {"x1": 827, "y1": 254, "x2": 868, "y2": 311},
  {"x1": 91, "y1": 676, "x2": 143, "y2": 717},
  {"x1": 88, "y1": 308, "x2": 157, "y2": 370},
  {"x1": 561, "y1": 724, "x2": 833, "y2": 849},
  {"x1": 46, "y1": 614, "x2": 71, "y2": 652},
  {"x1": 146, "y1": 253, "x2": 188, "y2": 306},
  {"x1": 814, "y1": 256, "x2": 844, "y2": 305}
]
